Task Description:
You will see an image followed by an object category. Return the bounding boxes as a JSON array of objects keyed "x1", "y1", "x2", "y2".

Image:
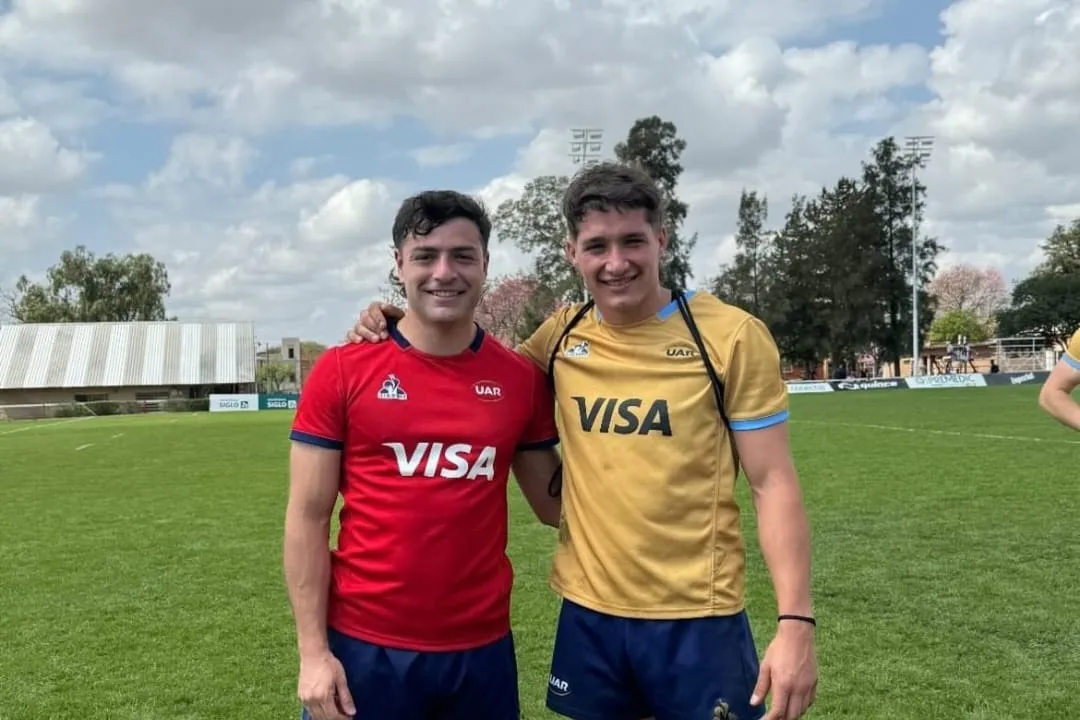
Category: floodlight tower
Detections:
[
  {"x1": 569, "y1": 128, "x2": 604, "y2": 168},
  {"x1": 905, "y1": 135, "x2": 934, "y2": 376},
  {"x1": 568, "y1": 129, "x2": 604, "y2": 302}
]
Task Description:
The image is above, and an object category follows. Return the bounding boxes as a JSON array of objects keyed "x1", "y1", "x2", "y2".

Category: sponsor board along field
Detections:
[{"x1": 1, "y1": 384, "x2": 1078, "y2": 719}]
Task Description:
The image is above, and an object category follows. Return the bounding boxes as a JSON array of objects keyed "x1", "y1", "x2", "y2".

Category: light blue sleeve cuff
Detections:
[{"x1": 729, "y1": 409, "x2": 789, "y2": 431}]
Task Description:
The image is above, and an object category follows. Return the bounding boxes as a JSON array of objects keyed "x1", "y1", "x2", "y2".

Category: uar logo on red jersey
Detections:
[
  {"x1": 383, "y1": 442, "x2": 497, "y2": 480},
  {"x1": 473, "y1": 380, "x2": 503, "y2": 401}
]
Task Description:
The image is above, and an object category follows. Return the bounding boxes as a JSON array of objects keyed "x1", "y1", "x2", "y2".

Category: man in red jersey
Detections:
[{"x1": 283, "y1": 190, "x2": 563, "y2": 720}]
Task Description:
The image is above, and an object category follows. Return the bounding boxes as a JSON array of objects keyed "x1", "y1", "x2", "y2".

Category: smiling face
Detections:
[
  {"x1": 561, "y1": 161, "x2": 669, "y2": 324},
  {"x1": 566, "y1": 208, "x2": 667, "y2": 322},
  {"x1": 395, "y1": 217, "x2": 488, "y2": 326}
]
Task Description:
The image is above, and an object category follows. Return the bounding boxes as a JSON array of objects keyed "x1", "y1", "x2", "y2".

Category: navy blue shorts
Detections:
[
  {"x1": 546, "y1": 599, "x2": 765, "y2": 720},
  {"x1": 301, "y1": 626, "x2": 519, "y2": 720}
]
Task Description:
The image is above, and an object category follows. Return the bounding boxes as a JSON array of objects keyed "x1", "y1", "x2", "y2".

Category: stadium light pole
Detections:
[
  {"x1": 569, "y1": 129, "x2": 604, "y2": 302},
  {"x1": 905, "y1": 135, "x2": 933, "y2": 376},
  {"x1": 569, "y1": 128, "x2": 604, "y2": 168}
]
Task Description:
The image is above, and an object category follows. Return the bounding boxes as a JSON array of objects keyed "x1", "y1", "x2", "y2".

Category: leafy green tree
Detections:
[
  {"x1": 1032, "y1": 218, "x2": 1080, "y2": 276},
  {"x1": 613, "y1": 116, "x2": 696, "y2": 290},
  {"x1": 493, "y1": 175, "x2": 584, "y2": 304},
  {"x1": 3, "y1": 245, "x2": 173, "y2": 323},
  {"x1": 257, "y1": 360, "x2": 294, "y2": 392},
  {"x1": 996, "y1": 272, "x2": 1080, "y2": 348},
  {"x1": 929, "y1": 309, "x2": 991, "y2": 343}
]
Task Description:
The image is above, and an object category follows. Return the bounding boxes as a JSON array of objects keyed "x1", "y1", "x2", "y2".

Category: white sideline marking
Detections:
[
  {"x1": 0, "y1": 416, "x2": 92, "y2": 436},
  {"x1": 111, "y1": 433, "x2": 124, "y2": 439},
  {"x1": 75, "y1": 443, "x2": 94, "y2": 451},
  {"x1": 793, "y1": 420, "x2": 1080, "y2": 446}
]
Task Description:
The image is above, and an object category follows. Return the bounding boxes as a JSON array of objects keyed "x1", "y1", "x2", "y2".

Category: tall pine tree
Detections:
[
  {"x1": 768, "y1": 195, "x2": 829, "y2": 377},
  {"x1": 711, "y1": 189, "x2": 771, "y2": 319},
  {"x1": 861, "y1": 137, "x2": 944, "y2": 374}
]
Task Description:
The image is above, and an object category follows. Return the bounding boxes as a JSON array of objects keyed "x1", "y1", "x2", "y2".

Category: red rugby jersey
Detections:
[{"x1": 289, "y1": 324, "x2": 558, "y2": 652}]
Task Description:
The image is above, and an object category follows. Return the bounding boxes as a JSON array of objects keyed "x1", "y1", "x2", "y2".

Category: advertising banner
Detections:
[
  {"x1": 785, "y1": 381, "x2": 835, "y2": 394},
  {"x1": 260, "y1": 393, "x2": 299, "y2": 410},
  {"x1": 981, "y1": 371, "x2": 1049, "y2": 386},
  {"x1": 904, "y1": 373, "x2": 987, "y2": 390},
  {"x1": 209, "y1": 393, "x2": 259, "y2": 412},
  {"x1": 829, "y1": 378, "x2": 906, "y2": 391}
]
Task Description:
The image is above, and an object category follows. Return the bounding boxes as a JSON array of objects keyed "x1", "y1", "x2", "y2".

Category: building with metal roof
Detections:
[{"x1": 0, "y1": 321, "x2": 257, "y2": 415}]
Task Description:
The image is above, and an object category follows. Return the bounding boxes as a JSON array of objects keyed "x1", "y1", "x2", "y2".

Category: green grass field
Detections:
[{"x1": 2, "y1": 385, "x2": 1079, "y2": 719}]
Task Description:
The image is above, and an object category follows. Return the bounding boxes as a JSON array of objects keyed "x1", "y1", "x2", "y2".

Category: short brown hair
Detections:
[{"x1": 561, "y1": 161, "x2": 665, "y2": 239}]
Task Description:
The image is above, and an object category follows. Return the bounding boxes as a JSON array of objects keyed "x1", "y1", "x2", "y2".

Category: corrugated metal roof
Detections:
[{"x1": 0, "y1": 321, "x2": 257, "y2": 389}]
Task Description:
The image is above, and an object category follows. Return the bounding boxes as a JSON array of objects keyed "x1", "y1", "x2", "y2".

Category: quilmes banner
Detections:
[
  {"x1": 830, "y1": 378, "x2": 906, "y2": 391},
  {"x1": 260, "y1": 393, "x2": 299, "y2": 410},
  {"x1": 209, "y1": 393, "x2": 259, "y2": 412}
]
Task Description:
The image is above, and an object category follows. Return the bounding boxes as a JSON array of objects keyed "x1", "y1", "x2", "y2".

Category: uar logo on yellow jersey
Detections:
[
  {"x1": 572, "y1": 396, "x2": 672, "y2": 436},
  {"x1": 665, "y1": 343, "x2": 697, "y2": 358}
]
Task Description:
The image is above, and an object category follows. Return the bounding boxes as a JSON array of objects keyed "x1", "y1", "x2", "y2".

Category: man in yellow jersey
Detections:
[
  {"x1": 345, "y1": 163, "x2": 818, "y2": 720},
  {"x1": 1038, "y1": 327, "x2": 1080, "y2": 430}
]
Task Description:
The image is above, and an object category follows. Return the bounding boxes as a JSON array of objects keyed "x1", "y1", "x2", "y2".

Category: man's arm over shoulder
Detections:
[
  {"x1": 1039, "y1": 328, "x2": 1080, "y2": 431},
  {"x1": 510, "y1": 360, "x2": 562, "y2": 527},
  {"x1": 284, "y1": 349, "x2": 347, "y2": 658}
]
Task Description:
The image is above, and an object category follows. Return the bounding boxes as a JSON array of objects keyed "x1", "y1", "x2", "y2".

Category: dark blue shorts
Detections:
[
  {"x1": 546, "y1": 599, "x2": 765, "y2": 720},
  {"x1": 301, "y1": 626, "x2": 519, "y2": 720}
]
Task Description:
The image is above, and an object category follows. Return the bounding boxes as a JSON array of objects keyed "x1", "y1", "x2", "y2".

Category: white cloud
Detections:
[
  {"x1": 0, "y1": 0, "x2": 1076, "y2": 344},
  {"x1": 0, "y1": 117, "x2": 92, "y2": 194},
  {"x1": 146, "y1": 133, "x2": 256, "y2": 191}
]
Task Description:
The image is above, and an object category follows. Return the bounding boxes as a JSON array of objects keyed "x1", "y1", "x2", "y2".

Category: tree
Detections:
[
  {"x1": 927, "y1": 264, "x2": 1008, "y2": 323},
  {"x1": 860, "y1": 137, "x2": 944, "y2": 374},
  {"x1": 493, "y1": 175, "x2": 584, "y2": 303},
  {"x1": 812, "y1": 176, "x2": 885, "y2": 369},
  {"x1": 1033, "y1": 218, "x2": 1080, "y2": 276},
  {"x1": 929, "y1": 309, "x2": 991, "y2": 343},
  {"x1": 475, "y1": 272, "x2": 539, "y2": 346},
  {"x1": 614, "y1": 116, "x2": 696, "y2": 290},
  {"x1": 3, "y1": 245, "x2": 172, "y2": 323},
  {"x1": 767, "y1": 195, "x2": 830, "y2": 376},
  {"x1": 517, "y1": 283, "x2": 562, "y2": 344},
  {"x1": 710, "y1": 189, "x2": 771, "y2": 317},
  {"x1": 996, "y1": 272, "x2": 1080, "y2": 348},
  {"x1": 257, "y1": 360, "x2": 293, "y2": 392}
]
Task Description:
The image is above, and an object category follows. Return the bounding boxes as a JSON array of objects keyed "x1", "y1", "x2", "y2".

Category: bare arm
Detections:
[
  {"x1": 283, "y1": 442, "x2": 342, "y2": 658},
  {"x1": 1038, "y1": 360, "x2": 1080, "y2": 431},
  {"x1": 734, "y1": 422, "x2": 813, "y2": 618},
  {"x1": 511, "y1": 447, "x2": 562, "y2": 527}
]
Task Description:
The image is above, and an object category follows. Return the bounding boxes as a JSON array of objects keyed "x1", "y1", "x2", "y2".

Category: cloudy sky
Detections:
[{"x1": 1, "y1": 0, "x2": 1077, "y2": 345}]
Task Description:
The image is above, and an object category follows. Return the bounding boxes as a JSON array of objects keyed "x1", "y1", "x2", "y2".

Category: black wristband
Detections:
[{"x1": 778, "y1": 614, "x2": 816, "y2": 627}]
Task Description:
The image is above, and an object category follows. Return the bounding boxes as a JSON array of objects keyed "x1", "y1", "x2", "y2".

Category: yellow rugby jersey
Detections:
[
  {"x1": 1064, "y1": 328, "x2": 1080, "y2": 370},
  {"x1": 517, "y1": 290, "x2": 789, "y2": 619}
]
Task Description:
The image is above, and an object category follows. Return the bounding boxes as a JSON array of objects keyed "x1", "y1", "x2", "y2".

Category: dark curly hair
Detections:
[
  {"x1": 391, "y1": 190, "x2": 492, "y2": 251},
  {"x1": 561, "y1": 161, "x2": 665, "y2": 240}
]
